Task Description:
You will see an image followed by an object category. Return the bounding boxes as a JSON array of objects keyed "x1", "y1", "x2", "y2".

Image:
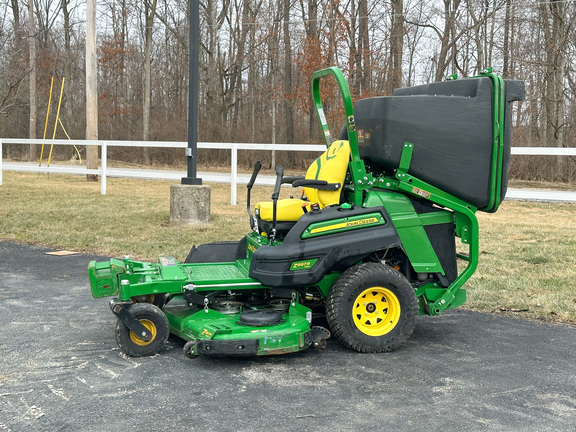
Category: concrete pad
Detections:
[{"x1": 169, "y1": 183, "x2": 211, "y2": 224}]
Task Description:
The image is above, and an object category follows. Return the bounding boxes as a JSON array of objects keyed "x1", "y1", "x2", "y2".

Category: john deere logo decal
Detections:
[
  {"x1": 344, "y1": 217, "x2": 379, "y2": 228},
  {"x1": 309, "y1": 217, "x2": 380, "y2": 235}
]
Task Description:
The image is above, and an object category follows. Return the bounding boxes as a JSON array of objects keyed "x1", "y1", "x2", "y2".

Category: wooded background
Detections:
[{"x1": 1, "y1": 0, "x2": 575, "y2": 181}]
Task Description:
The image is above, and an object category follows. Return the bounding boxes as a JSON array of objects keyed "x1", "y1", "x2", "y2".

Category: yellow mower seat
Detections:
[{"x1": 255, "y1": 140, "x2": 351, "y2": 222}]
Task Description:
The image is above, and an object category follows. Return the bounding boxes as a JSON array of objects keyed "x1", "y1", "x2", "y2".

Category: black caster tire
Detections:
[{"x1": 115, "y1": 303, "x2": 170, "y2": 357}]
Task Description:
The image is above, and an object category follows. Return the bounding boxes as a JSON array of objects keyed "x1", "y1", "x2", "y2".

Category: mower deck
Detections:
[{"x1": 165, "y1": 296, "x2": 314, "y2": 356}]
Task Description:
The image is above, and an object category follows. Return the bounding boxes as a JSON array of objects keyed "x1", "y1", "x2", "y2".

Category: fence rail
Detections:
[{"x1": 2, "y1": 138, "x2": 576, "y2": 205}]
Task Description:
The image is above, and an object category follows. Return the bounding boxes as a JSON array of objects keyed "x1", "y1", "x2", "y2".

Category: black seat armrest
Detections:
[
  {"x1": 282, "y1": 176, "x2": 305, "y2": 184},
  {"x1": 292, "y1": 179, "x2": 341, "y2": 191}
]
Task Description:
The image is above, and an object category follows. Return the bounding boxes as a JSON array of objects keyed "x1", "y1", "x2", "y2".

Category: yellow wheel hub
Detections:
[
  {"x1": 352, "y1": 287, "x2": 401, "y2": 336},
  {"x1": 129, "y1": 319, "x2": 157, "y2": 346}
]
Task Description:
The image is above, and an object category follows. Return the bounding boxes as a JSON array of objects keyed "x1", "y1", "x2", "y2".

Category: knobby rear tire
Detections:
[{"x1": 326, "y1": 263, "x2": 418, "y2": 353}]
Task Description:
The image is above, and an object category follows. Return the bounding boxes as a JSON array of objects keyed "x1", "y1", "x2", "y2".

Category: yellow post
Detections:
[
  {"x1": 39, "y1": 77, "x2": 54, "y2": 167},
  {"x1": 47, "y1": 77, "x2": 65, "y2": 167}
]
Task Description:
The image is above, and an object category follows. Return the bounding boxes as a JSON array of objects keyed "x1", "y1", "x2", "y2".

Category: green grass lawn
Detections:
[{"x1": 1, "y1": 171, "x2": 575, "y2": 325}]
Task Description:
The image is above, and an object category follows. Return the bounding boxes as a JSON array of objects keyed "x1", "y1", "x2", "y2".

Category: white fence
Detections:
[
  {"x1": 1, "y1": 138, "x2": 576, "y2": 205},
  {"x1": 0, "y1": 138, "x2": 325, "y2": 204}
]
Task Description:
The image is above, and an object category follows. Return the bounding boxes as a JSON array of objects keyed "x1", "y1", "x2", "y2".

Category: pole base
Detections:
[
  {"x1": 170, "y1": 184, "x2": 211, "y2": 225},
  {"x1": 181, "y1": 177, "x2": 202, "y2": 185}
]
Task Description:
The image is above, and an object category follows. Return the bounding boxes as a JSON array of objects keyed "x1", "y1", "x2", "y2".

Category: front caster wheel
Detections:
[
  {"x1": 115, "y1": 303, "x2": 170, "y2": 357},
  {"x1": 326, "y1": 263, "x2": 418, "y2": 353}
]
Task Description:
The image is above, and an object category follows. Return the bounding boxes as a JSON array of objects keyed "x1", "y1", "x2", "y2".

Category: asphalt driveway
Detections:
[{"x1": 0, "y1": 241, "x2": 575, "y2": 431}]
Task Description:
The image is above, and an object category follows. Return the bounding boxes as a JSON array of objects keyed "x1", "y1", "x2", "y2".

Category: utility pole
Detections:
[
  {"x1": 182, "y1": 0, "x2": 201, "y2": 185},
  {"x1": 170, "y1": 0, "x2": 210, "y2": 224},
  {"x1": 86, "y1": 0, "x2": 99, "y2": 181},
  {"x1": 28, "y1": 0, "x2": 37, "y2": 160}
]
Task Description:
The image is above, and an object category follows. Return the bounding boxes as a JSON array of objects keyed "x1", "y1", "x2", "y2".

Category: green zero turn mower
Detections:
[{"x1": 89, "y1": 67, "x2": 525, "y2": 358}]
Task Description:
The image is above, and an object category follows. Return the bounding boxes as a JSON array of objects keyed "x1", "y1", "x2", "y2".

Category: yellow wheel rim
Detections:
[
  {"x1": 129, "y1": 319, "x2": 157, "y2": 346},
  {"x1": 352, "y1": 287, "x2": 401, "y2": 336}
]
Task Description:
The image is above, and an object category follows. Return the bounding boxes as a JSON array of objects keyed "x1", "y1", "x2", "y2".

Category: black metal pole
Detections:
[{"x1": 182, "y1": 0, "x2": 201, "y2": 185}]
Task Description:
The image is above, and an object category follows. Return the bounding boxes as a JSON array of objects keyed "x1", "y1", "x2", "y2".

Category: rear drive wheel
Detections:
[
  {"x1": 115, "y1": 303, "x2": 170, "y2": 357},
  {"x1": 326, "y1": 263, "x2": 418, "y2": 353}
]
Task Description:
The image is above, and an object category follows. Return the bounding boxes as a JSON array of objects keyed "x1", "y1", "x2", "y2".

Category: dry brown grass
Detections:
[
  {"x1": 1, "y1": 171, "x2": 575, "y2": 325},
  {"x1": 470, "y1": 202, "x2": 576, "y2": 325},
  {"x1": 0, "y1": 171, "x2": 270, "y2": 260}
]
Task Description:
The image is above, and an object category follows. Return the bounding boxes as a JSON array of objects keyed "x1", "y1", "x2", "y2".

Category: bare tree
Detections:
[
  {"x1": 283, "y1": 0, "x2": 294, "y2": 144},
  {"x1": 387, "y1": 0, "x2": 403, "y2": 93},
  {"x1": 142, "y1": 0, "x2": 157, "y2": 164}
]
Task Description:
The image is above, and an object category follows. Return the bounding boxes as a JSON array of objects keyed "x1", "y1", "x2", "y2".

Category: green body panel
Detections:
[
  {"x1": 119, "y1": 260, "x2": 264, "y2": 301},
  {"x1": 88, "y1": 258, "x2": 125, "y2": 298},
  {"x1": 315, "y1": 272, "x2": 340, "y2": 298},
  {"x1": 87, "y1": 251, "x2": 342, "y2": 303},
  {"x1": 246, "y1": 231, "x2": 268, "y2": 258},
  {"x1": 391, "y1": 144, "x2": 480, "y2": 315},
  {"x1": 364, "y1": 190, "x2": 446, "y2": 275}
]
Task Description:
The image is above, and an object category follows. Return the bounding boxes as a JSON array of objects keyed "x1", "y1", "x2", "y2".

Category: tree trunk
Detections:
[
  {"x1": 349, "y1": 0, "x2": 358, "y2": 96},
  {"x1": 435, "y1": 0, "x2": 461, "y2": 82},
  {"x1": 387, "y1": 0, "x2": 404, "y2": 93},
  {"x1": 466, "y1": 0, "x2": 484, "y2": 75},
  {"x1": 247, "y1": 1, "x2": 256, "y2": 142},
  {"x1": 62, "y1": 0, "x2": 72, "y2": 122},
  {"x1": 283, "y1": 0, "x2": 294, "y2": 144},
  {"x1": 301, "y1": 0, "x2": 319, "y2": 140},
  {"x1": 142, "y1": 0, "x2": 157, "y2": 165},
  {"x1": 549, "y1": 2, "x2": 567, "y2": 180},
  {"x1": 231, "y1": 0, "x2": 251, "y2": 129},
  {"x1": 502, "y1": 0, "x2": 512, "y2": 78},
  {"x1": 358, "y1": 0, "x2": 370, "y2": 95},
  {"x1": 11, "y1": 0, "x2": 20, "y2": 33}
]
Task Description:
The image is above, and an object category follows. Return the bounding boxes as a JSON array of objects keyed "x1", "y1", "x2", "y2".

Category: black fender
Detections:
[{"x1": 249, "y1": 205, "x2": 401, "y2": 287}]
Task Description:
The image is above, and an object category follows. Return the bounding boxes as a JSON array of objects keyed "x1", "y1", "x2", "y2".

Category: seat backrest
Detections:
[{"x1": 304, "y1": 140, "x2": 351, "y2": 208}]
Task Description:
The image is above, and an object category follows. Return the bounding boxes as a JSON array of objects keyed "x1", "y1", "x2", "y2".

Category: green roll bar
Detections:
[{"x1": 311, "y1": 67, "x2": 369, "y2": 206}]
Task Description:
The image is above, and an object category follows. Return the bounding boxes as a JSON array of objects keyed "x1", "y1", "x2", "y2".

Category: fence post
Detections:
[
  {"x1": 0, "y1": 140, "x2": 3, "y2": 186},
  {"x1": 231, "y1": 144, "x2": 238, "y2": 205},
  {"x1": 101, "y1": 141, "x2": 107, "y2": 195}
]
